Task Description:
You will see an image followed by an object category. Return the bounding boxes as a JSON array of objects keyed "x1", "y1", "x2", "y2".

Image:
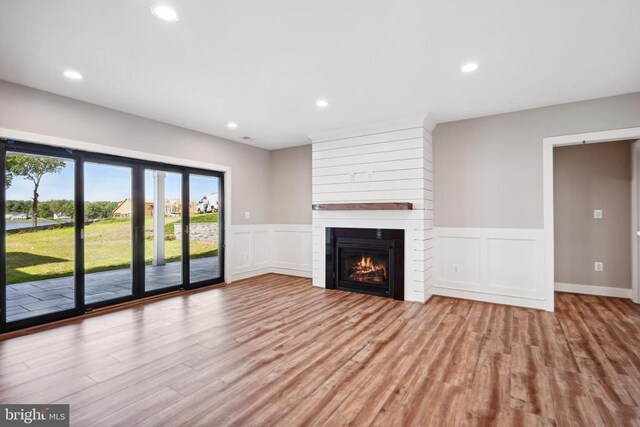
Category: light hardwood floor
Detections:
[{"x1": 1, "y1": 273, "x2": 640, "y2": 426}]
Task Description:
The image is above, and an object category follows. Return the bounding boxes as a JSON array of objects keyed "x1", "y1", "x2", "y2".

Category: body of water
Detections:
[{"x1": 6, "y1": 220, "x2": 59, "y2": 230}]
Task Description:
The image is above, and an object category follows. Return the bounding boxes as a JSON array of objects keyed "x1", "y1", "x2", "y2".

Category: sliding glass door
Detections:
[
  {"x1": 84, "y1": 161, "x2": 134, "y2": 305},
  {"x1": 2, "y1": 148, "x2": 80, "y2": 326},
  {"x1": 144, "y1": 168, "x2": 184, "y2": 293},
  {"x1": 188, "y1": 173, "x2": 222, "y2": 286},
  {"x1": 1, "y1": 138, "x2": 225, "y2": 332}
]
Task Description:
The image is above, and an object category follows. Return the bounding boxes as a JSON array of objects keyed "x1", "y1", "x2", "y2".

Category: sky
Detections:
[{"x1": 6, "y1": 155, "x2": 219, "y2": 204}]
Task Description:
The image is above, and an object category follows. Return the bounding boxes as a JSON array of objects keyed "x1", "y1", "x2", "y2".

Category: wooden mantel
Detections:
[{"x1": 312, "y1": 202, "x2": 413, "y2": 211}]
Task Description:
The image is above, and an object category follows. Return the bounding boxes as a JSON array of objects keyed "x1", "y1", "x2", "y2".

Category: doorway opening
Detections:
[
  {"x1": 543, "y1": 127, "x2": 640, "y2": 310},
  {"x1": 553, "y1": 139, "x2": 635, "y2": 299}
]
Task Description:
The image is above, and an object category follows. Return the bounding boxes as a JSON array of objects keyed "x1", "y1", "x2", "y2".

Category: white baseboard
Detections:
[
  {"x1": 229, "y1": 267, "x2": 273, "y2": 282},
  {"x1": 555, "y1": 282, "x2": 632, "y2": 299},
  {"x1": 270, "y1": 267, "x2": 313, "y2": 278},
  {"x1": 229, "y1": 267, "x2": 311, "y2": 282},
  {"x1": 432, "y1": 286, "x2": 549, "y2": 310}
]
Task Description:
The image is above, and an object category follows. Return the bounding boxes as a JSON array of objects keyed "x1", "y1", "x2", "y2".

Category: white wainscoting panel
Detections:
[
  {"x1": 233, "y1": 229, "x2": 255, "y2": 271},
  {"x1": 434, "y1": 228, "x2": 550, "y2": 310},
  {"x1": 271, "y1": 225, "x2": 314, "y2": 276},
  {"x1": 438, "y1": 236, "x2": 481, "y2": 286},
  {"x1": 271, "y1": 229, "x2": 299, "y2": 269},
  {"x1": 252, "y1": 230, "x2": 271, "y2": 267},
  {"x1": 229, "y1": 224, "x2": 313, "y2": 281}
]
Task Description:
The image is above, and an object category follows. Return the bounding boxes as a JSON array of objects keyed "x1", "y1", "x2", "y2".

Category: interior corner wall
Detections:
[
  {"x1": 269, "y1": 144, "x2": 312, "y2": 224},
  {"x1": 554, "y1": 140, "x2": 633, "y2": 290},
  {"x1": 0, "y1": 80, "x2": 270, "y2": 225}
]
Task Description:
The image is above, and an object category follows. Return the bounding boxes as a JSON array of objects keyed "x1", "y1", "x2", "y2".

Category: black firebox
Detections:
[{"x1": 325, "y1": 228, "x2": 404, "y2": 300}]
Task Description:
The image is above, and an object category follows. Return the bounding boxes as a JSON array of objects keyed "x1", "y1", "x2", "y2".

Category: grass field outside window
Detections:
[{"x1": 6, "y1": 213, "x2": 218, "y2": 284}]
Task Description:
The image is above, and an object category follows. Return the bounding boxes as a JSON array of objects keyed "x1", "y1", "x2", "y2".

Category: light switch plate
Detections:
[{"x1": 594, "y1": 209, "x2": 603, "y2": 219}]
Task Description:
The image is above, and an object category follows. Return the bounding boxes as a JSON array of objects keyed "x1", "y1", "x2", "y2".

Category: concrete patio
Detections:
[{"x1": 6, "y1": 256, "x2": 220, "y2": 322}]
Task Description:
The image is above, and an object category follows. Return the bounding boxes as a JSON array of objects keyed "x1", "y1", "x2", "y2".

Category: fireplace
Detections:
[{"x1": 325, "y1": 228, "x2": 404, "y2": 300}]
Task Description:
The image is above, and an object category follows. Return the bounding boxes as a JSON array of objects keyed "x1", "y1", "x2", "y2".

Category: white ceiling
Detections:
[{"x1": 1, "y1": 0, "x2": 639, "y2": 150}]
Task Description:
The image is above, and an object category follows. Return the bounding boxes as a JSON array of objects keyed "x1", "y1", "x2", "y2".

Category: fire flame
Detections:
[
  {"x1": 355, "y1": 256, "x2": 386, "y2": 278},
  {"x1": 359, "y1": 256, "x2": 375, "y2": 272}
]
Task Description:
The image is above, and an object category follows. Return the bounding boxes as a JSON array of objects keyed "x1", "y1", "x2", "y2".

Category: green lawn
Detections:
[{"x1": 6, "y1": 215, "x2": 219, "y2": 284}]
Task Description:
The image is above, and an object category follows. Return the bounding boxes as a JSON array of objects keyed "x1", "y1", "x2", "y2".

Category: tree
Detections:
[
  {"x1": 39, "y1": 202, "x2": 53, "y2": 220},
  {"x1": 5, "y1": 154, "x2": 16, "y2": 189},
  {"x1": 86, "y1": 201, "x2": 118, "y2": 220},
  {"x1": 7, "y1": 154, "x2": 66, "y2": 226}
]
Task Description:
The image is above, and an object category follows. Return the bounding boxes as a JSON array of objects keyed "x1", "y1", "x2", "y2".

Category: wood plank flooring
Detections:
[{"x1": 1, "y1": 273, "x2": 640, "y2": 426}]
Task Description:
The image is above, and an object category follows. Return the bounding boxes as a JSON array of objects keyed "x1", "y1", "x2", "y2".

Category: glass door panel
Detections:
[
  {"x1": 83, "y1": 162, "x2": 133, "y2": 305},
  {"x1": 144, "y1": 169, "x2": 183, "y2": 292},
  {"x1": 4, "y1": 152, "x2": 76, "y2": 322},
  {"x1": 188, "y1": 174, "x2": 221, "y2": 284}
]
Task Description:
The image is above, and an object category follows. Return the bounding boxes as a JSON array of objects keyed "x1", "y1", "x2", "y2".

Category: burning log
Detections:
[{"x1": 348, "y1": 255, "x2": 387, "y2": 283}]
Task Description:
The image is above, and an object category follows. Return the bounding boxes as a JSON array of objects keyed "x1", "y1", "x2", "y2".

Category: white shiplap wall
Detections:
[{"x1": 310, "y1": 117, "x2": 434, "y2": 302}]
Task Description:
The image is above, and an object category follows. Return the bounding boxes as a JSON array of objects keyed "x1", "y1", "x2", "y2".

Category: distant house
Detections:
[
  {"x1": 5, "y1": 212, "x2": 29, "y2": 220},
  {"x1": 112, "y1": 198, "x2": 153, "y2": 217},
  {"x1": 53, "y1": 213, "x2": 72, "y2": 220},
  {"x1": 112, "y1": 199, "x2": 133, "y2": 217}
]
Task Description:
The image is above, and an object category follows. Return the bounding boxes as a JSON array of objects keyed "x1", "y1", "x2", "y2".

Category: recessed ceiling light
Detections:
[
  {"x1": 63, "y1": 70, "x2": 83, "y2": 80},
  {"x1": 227, "y1": 122, "x2": 238, "y2": 129},
  {"x1": 151, "y1": 4, "x2": 179, "y2": 22},
  {"x1": 316, "y1": 99, "x2": 329, "y2": 108},
  {"x1": 461, "y1": 63, "x2": 479, "y2": 73}
]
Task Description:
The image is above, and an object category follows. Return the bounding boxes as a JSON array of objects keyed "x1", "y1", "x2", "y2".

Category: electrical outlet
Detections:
[
  {"x1": 594, "y1": 209, "x2": 603, "y2": 219},
  {"x1": 244, "y1": 211, "x2": 251, "y2": 219},
  {"x1": 453, "y1": 264, "x2": 460, "y2": 273},
  {"x1": 594, "y1": 262, "x2": 604, "y2": 272}
]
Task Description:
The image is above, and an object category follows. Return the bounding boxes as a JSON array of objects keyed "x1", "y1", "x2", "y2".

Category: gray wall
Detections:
[
  {"x1": 0, "y1": 80, "x2": 270, "y2": 225},
  {"x1": 433, "y1": 92, "x2": 640, "y2": 228},
  {"x1": 269, "y1": 144, "x2": 312, "y2": 224},
  {"x1": 554, "y1": 140, "x2": 633, "y2": 289}
]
